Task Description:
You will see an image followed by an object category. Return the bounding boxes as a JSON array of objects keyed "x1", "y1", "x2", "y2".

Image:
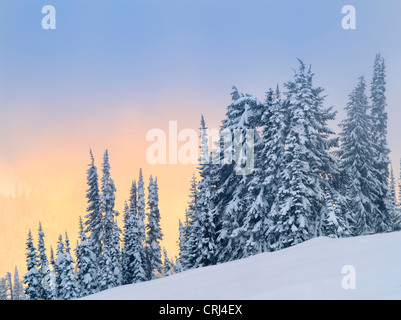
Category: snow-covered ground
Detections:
[{"x1": 85, "y1": 232, "x2": 401, "y2": 300}]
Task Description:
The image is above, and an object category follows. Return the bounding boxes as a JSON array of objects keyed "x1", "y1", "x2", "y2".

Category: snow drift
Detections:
[{"x1": 85, "y1": 231, "x2": 401, "y2": 300}]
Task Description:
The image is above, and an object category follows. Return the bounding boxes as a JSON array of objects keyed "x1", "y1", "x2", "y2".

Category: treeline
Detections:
[
  {"x1": 0, "y1": 267, "x2": 24, "y2": 300},
  {"x1": 178, "y1": 55, "x2": 400, "y2": 270},
  {"x1": 20, "y1": 150, "x2": 176, "y2": 300}
]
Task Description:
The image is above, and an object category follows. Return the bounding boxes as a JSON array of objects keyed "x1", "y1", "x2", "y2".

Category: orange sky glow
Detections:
[{"x1": 0, "y1": 97, "x2": 224, "y2": 278}]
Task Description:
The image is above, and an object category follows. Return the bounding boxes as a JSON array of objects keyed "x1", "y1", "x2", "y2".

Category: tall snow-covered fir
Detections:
[
  {"x1": 244, "y1": 86, "x2": 286, "y2": 255},
  {"x1": 214, "y1": 87, "x2": 263, "y2": 262},
  {"x1": 146, "y1": 175, "x2": 163, "y2": 279},
  {"x1": 99, "y1": 150, "x2": 122, "y2": 290},
  {"x1": 23, "y1": 230, "x2": 40, "y2": 300},
  {"x1": 84, "y1": 149, "x2": 103, "y2": 279},
  {"x1": 194, "y1": 116, "x2": 217, "y2": 267},
  {"x1": 122, "y1": 181, "x2": 147, "y2": 284},
  {"x1": 370, "y1": 54, "x2": 393, "y2": 233},
  {"x1": 338, "y1": 76, "x2": 381, "y2": 236},
  {"x1": 36, "y1": 222, "x2": 53, "y2": 300},
  {"x1": 75, "y1": 216, "x2": 97, "y2": 297},
  {"x1": 271, "y1": 60, "x2": 341, "y2": 250}
]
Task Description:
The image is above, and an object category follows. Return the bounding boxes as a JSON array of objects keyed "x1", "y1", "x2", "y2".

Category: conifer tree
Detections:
[
  {"x1": 195, "y1": 116, "x2": 217, "y2": 267},
  {"x1": 370, "y1": 54, "x2": 393, "y2": 232},
  {"x1": 137, "y1": 169, "x2": 148, "y2": 278},
  {"x1": 122, "y1": 182, "x2": 147, "y2": 284},
  {"x1": 36, "y1": 222, "x2": 53, "y2": 300},
  {"x1": 13, "y1": 266, "x2": 24, "y2": 300},
  {"x1": 84, "y1": 150, "x2": 103, "y2": 267},
  {"x1": 389, "y1": 165, "x2": 400, "y2": 230},
  {"x1": 244, "y1": 86, "x2": 286, "y2": 255},
  {"x1": 162, "y1": 248, "x2": 173, "y2": 277},
  {"x1": 23, "y1": 230, "x2": 40, "y2": 300},
  {"x1": 214, "y1": 87, "x2": 263, "y2": 262},
  {"x1": 186, "y1": 174, "x2": 200, "y2": 269},
  {"x1": 178, "y1": 217, "x2": 191, "y2": 270},
  {"x1": 75, "y1": 216, "x2": 97, "y2": 297},
  {"x1": 60, "y1": 233, "x2": 79, "y2": 300},
  {"x1": 146, "y1": 176, "x2": 163, "y2": 279},
  {"x1": 271, "y1": 60, "x2": 340, "y2": 249},
  {"x1": 338, "y1": 76, "x2": 381, "y2": 236},
  {"x1": 99, "y1": 150, "x2": 122, "y2": 290}
]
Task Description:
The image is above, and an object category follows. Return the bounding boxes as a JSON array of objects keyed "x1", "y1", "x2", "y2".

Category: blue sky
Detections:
[{"x1": 1, "y1": 0, "x2": 401, "y2": 164}]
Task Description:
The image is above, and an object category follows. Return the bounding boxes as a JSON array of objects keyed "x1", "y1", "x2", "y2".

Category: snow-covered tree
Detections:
[
  {"x1": 23, "y1": 230, "x2": 40, "y2": 300},
  {"x1": 244, "y1": 86, "x2": 286, "y2": 255},
  {"x1": 319, "y1": 189, "x2": 349, "y2": 238},
  {"x1": 36, "y1": 222, "x2": 52, "y2": 300},
  {"x1": 370, "y1": 54, "x2": 393, "y2": 233},
  {"x1": 75, "y1": 216, "x2": 98, "y2": 297},
  {"x1": 338, "y1": 76, "x2": 381, "y2": 236},
  {"x1": 13, "y1": 266, "x2": 24, "y2": 300},
  {"x1": 173, "y1": 256, "x2": 183, "y2": 274},
  {"x1": 54, "y1": 235, "x2": 65, "y2": 299},
  {"x1": 59, "y1": 233, "x2": 79, "y2": 300},
  {"x1": 195, "y1": 116, "x2": 217, "y2": 267},
  {"x1": 389, "y1": 165, "x2": 400, "y2": 230},
  {"x1": 122, "y1": 182, "x2": 147, "y2": 284},
  {"x1": 398, "y1": 159, "x2": 401, "y2": 209},
  {"x1": 0, "y1": 278, "x2": 7, "y2": 300},
  {"x1": 185, "y1": 174, "x2": 200, "y2": 269},
  {"x1": 146, "y1": 175, "x2": 163, "y2": 279},
  {"x1": 271, "y1": 60, "x2": 340, "y2": 250},
  {"x1": 137, "y1": 169, "x2": 148, "y2": 277},
  {"x1": 84, "y1": 149, "x2": 103, "y2": 269},
  {"x1": 214, "y1": 87, "x2": 263, "y2": 262},
  {"x1": 99, "y1": 150, "x2": 122, "y2": 290},
  {"x1": 178, "y1": 217, "x2": 191, "y2": 270},
  {"x1": 162, "y1": 248, "x2": 173, "y2": 277}
]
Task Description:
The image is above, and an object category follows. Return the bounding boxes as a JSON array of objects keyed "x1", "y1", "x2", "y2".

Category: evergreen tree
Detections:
[
  {"x1": 338, "y1": 76, "x2": 381, "y2": 236},
  {"x1": 23, "y1": 230, "x2": 40, "y2": 300},
  {"x1": 48, "y1": 245, "x2": 56, "y2": 298},
  {"x1": 99, "y1": 150, "x2": 122, "y2": 290},
  {"x1": 122, "y1": 182, "x2": 147, "y2": 284},
  {"x1": 137, "y1": 169, "x2": 148, "y2": 278},
  {"x1": 54, "y1": 234, "x2": 65, "y2": 299},
  {"x1": 271, "y1": 60, "x2": 340, "y2": 250},
  {"x1": 370, "y1": 54, "x2": 393, "y2": 232},
  {"x1": 162, "y1": 248, "x2": 173, "y2": 277},
  {"x1": 178, "y1": 217, "x2": 191, "y2": 270},
  {"x1": 36, "y1": 222, "x2": 52, "y2": 300},
  {"x1": 389, "y1": 165, "x2": 400, "y2": 230},
  {"x1": 146, "y1": 175, "x2": 163, "y2": 279},
  {"x1": 397, "y1": 159, "x2": 401, "y2": 212},
  {"x1": 13, "y1": 266, "x2": 24, "y2": 300},
  {"x1": 0, "y1": 278, "x2": 7, "y2": 300},
  {"x1": 195, "y1": 116, "x2": 217, "y2": 267},
  {"x1": 244, "y1": 86, "x2": 286, "y2": 255},
  {"x1": 186, "y1": 174, "x2": 200, "y2": 269},
  {"x1": 319, "y1": 189, "x2": 349, "y2": 238},
  {"x1": 60, "y1": 233, "x2": 79, "y2": 300},
  {"x1": 84, "y1": 150, "x2": 103, "y2": 269},
  {"x1": 75, "y1": 216, "x2": 98, "y2": 297},
  {"x1": 214, "y1": 87, "x2": 262, "y2": 262},
  {"x1": 173, "y1": 256, "x2": 183, "y2": 274}
]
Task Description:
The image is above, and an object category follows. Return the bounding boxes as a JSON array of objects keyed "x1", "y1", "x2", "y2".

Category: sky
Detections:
[{"x1": 1, "y1": 0, "x2": 401, "y2": 278}]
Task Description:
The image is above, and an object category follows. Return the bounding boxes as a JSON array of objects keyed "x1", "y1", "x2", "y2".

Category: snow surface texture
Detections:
[{"x1": 84, "y1": 232, "x2": 401, "y2": 300}]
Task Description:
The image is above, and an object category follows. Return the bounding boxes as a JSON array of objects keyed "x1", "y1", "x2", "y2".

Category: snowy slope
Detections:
[{"x1": 85, "y1": 232, "x2": 401, "y2": 300}]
